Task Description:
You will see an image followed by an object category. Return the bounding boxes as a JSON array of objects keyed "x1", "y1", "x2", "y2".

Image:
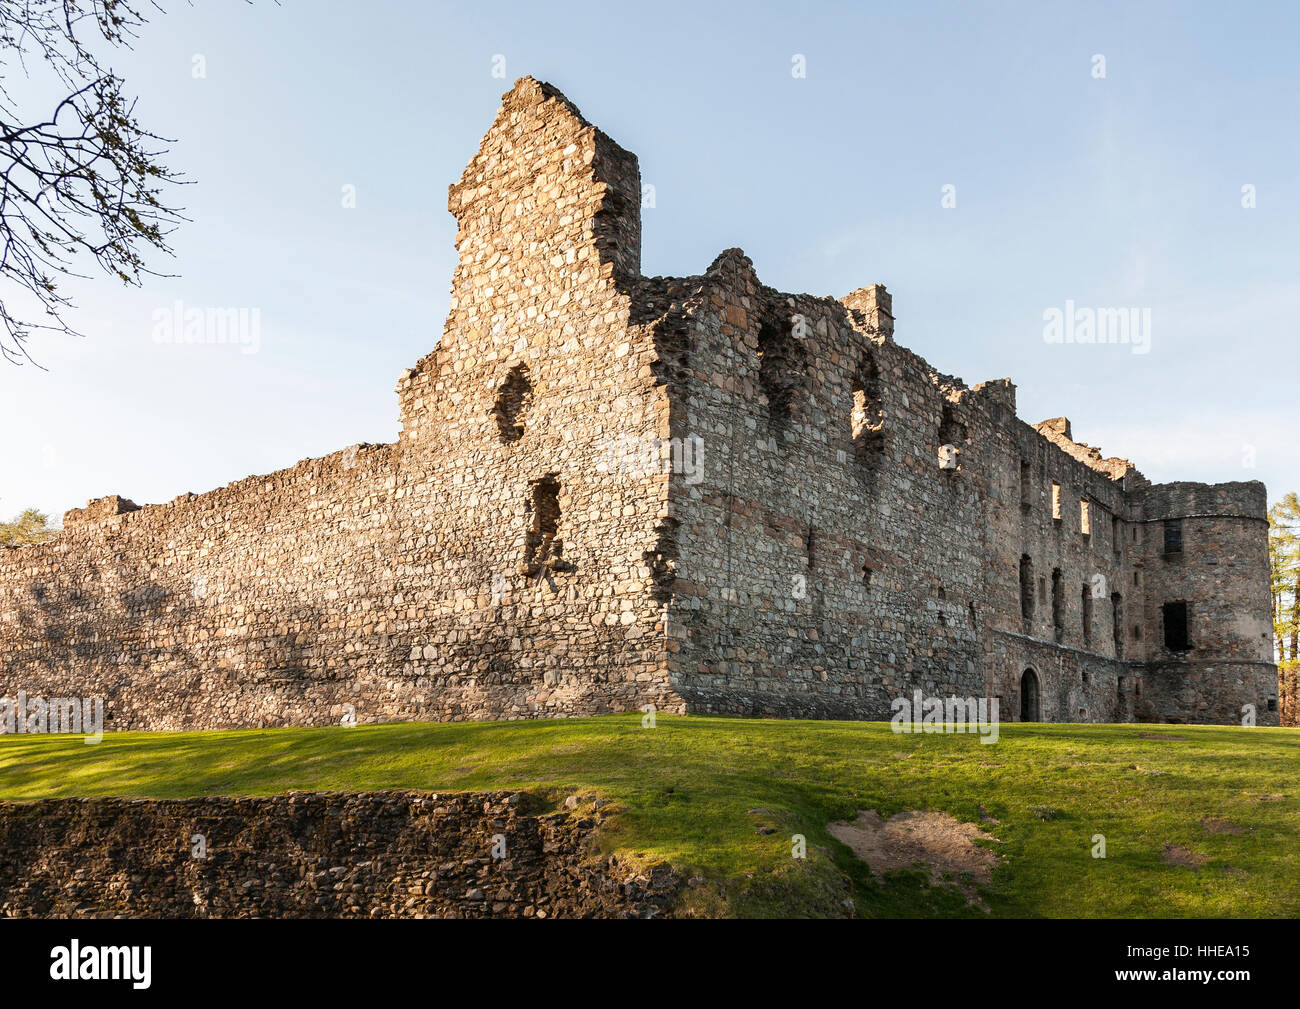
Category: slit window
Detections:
[
  {"x1": 1162, "y1": 601, "x2": 1191, "y2": 651},
  {"x1": 1080, "y1": 499, "x2": 1091, "y2": 537},
  {"x1": 522, "y1": 475, "x2": 562, "y2": 575},
  {"x1": 1081, "y1": 583, "x2": 1093, "y2": 647},
  {"x1": 851, "y1": 355, "x2": 884, "y2": 463},
  {"x1": 1051, "y1": 569, "x2": 1064, "y2": 643},
  {"x1": 493, "y1": 364, "x2": 533, "y2": 443},
  {"x1": 1019, "y1": 554, "x2": 1035, "y2": 620},
  {"x1": 1051, "y1": 482, "x2": 1062, "y2": 521}
]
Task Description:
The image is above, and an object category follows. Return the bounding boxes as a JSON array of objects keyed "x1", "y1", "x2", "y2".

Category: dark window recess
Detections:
[
  {"x1": 758, "y1": 318, "x2": 807, "y2": 439},
  {"x1": 1020, "y1": 461, "x2": 1033, "y2": 508},
  {"x1": 1268, "y1": 697, "x2": 1277, "y2": 712},
  {"x1": 1111, "y1": 592, "x2": 1124, "y2": 659},
  {"x1": 851, "y1": 355, "x2": 885, "y2": 462},
  {"x1": 938, "y1": 401, "x2": 966, "y2": 446},
  {"x1": 1019, "y1": 555, "x2": 1035, "y2": 620},
  {"x1": 1133, "y1": 624, "x2": 1141, "y2": 641},
  {"x1": 521, "y1": 475, "x2": 563, "y2": 576},
  {"x1": 493, "y1": 364, "x2": 533, "y2": 443},
  {"x1": 1112, "y1": 516, "x2": 1121, "y2": 555},
  {"x1": 1081, "y1": 584, "x2": 1093, "y2": 647},
  {"x1": 862, "y1": 563, "x2": 873, "y2": 586},
  {"x1": 1163, "y1": 519, "x2": 1183, "y2": 555},
  {"x1": 1051, "y1": 569, "x2": 1064, "y2": 643},
  {"x1": 1118, "y1": 675, "x2": 1126, "y2": 698},
  {"x1": 1163, "y1": 601, "x2": 1191, "y2": 651}
]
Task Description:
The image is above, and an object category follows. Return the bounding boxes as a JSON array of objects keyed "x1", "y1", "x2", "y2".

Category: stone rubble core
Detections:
[
  {"x1": 0, "y1": 76, "x2": 1278, "y2": 728},
  {"x1": 0, "y1": 791, "x2": 679, "y2": 919}
]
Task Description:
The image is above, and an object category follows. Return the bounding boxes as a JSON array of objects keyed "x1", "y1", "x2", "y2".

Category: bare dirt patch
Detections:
[
  {"x1": 828, "y1": 809, "x2": 1000, "y2": 904},
  {"x1": 1200, "y1": 817, "x2": 1250, "y2": 836},
  {"x1": 1161, "y1": 843, "x2": 1208, "y2": 868}
]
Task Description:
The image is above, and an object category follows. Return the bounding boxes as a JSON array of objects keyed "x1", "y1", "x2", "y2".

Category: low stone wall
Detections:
[{"x1": 0, "y1": 790, "x2": 678, "y2": 919}]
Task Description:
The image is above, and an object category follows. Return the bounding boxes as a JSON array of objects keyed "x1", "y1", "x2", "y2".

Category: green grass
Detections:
[{"x1": 1, "y1": 715, "x2": 1296, "y2": 917}]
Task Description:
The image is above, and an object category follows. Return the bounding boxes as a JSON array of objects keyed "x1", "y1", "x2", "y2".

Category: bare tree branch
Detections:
[{"x1": 0, "y1": 0, "x2": 184, "y2": 366}]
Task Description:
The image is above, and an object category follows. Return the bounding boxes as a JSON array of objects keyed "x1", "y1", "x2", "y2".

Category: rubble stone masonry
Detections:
[{"x1": 0, "y1": 78, "x2": 1278, "y2": 729}]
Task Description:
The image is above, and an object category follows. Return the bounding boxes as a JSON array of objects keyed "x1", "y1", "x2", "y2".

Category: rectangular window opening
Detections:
[{"x1": 1163, "y1": 601, "x2": 1191, "y2": 651}]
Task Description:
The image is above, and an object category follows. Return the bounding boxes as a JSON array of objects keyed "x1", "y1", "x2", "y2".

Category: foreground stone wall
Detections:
[{"x1": 0, "y1": 791, "x2": 678, "y2": 919}]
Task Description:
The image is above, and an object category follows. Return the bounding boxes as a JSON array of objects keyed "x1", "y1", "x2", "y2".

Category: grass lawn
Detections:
[{"x1": 0, "y1": 714, "x2": 1295, "y2": 918}]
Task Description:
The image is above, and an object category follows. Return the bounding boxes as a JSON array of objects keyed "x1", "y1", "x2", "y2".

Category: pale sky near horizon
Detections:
[{"x1": 1, "y1": 0, "x2": 1296, "y2": 523}]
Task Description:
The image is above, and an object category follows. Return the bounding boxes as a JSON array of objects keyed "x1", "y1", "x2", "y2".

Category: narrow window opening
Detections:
[
  {"x1": 1112, "y1": 516, "x2": 1121, "y2": 555},
  {"x1": 1080, "y1": 499, "x2": 1091, "y2": 537},
  {"x1": 1081, "y1": 583, "x2": 1093, "y2": 647},
  {"x1": 1019, "y1": 554, "x2": 1035, "y2": 620},
  {"x1": 1020, "y1": 460, "x2": 1032, "y2": 509},
  {"x1": 1163, "y1": 519, "x2": 1183, "y2": 555},
  {"x1": 1051, "y1": 482, "x2": 1062, "y2": 521},
  {"x1": 1051, "y1": 569, "x2": 1064, "y2": 643},
  {"x1": 493, "y1": 364, "x2": 533, "y2": 443},
  {"x1": 1111, "y1": 592, "x2": 1124, "y2": 659},
  {"x1": 1268, "y1": 697, "x2": 1277, "y2": 712},
  {"x1": 521, "y1": 475, "x2": 563, "y2": 575},
  {"x1": 758, "y1": 318, "x2": 806, "y2": 439},
  {"x1": 938, "y1": 402, "x2": 965, "y2": 470},
  {"x1": 851, "y1": 355, "x2": 884, "y2": 464},
  {"x1": 1133, "y1": 571, "x2": 1139, "y2": 586},
  {"x1": 1132, "y1": 624, "x2": 1141, "y2": 641},
  {"x1": 1163, "y1": 601, "x2": 1191, "y2": 651}
]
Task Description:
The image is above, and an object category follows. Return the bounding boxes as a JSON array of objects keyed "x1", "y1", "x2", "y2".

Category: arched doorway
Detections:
[{"x1": 1020, "y1": 668, "x2": 1041, "y2": 722}]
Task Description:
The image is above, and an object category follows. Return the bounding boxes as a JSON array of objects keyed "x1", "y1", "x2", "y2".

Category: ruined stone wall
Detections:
[
  {"x1": 0, "y1": 77, "x2": 1276, "y2": 729},
  {"x1": 0, "y1": 791, "x2": 678, "y2": 918},
  {"x1": 660, "y1": 251, "x2": 990, "y2": 718},
  {"x1": 0, "y1": 78, "x2": 681, "y2": 731}
]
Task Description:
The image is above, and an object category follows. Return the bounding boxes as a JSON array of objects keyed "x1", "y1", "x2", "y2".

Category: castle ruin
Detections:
[{"x1": 0, "y1": 78, "x2": 1279, "y2": 729}]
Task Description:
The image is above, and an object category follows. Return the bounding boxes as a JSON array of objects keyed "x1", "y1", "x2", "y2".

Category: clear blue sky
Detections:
[{"x1": 2, "y1": 0, "x2": 1296, "y2": 522}]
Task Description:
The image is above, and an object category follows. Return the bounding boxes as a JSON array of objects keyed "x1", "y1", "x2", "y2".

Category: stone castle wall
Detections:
[
  {"x1": 0, "y1": 77, "x2": 1278, "y2": 729},
  {"x1": 0, "y1": 79, "x2": 681, "y2": 731}
]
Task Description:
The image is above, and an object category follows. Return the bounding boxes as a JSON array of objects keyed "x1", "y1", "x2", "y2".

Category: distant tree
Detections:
[
  {"x1": 1269, "y1": 493, "x2": 1300, "y2": 726},
  {"x1": 0, "y1": 0, "x2": 185, "y2": 365},
  {"x1": 0, "y1": 507, "x2": 56, "y2": 545}
]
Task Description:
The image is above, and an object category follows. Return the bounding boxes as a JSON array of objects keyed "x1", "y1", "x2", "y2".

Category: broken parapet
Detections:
[
  {"x1": 63, "y1": 495, "x2": 141, "y2": 530},
  {"x1": 1033, "y1": 417, "x2": 1135, "y2": 482},
  {"x1": 840, "y1": 285, "x2": 894, "y2": 339}
]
